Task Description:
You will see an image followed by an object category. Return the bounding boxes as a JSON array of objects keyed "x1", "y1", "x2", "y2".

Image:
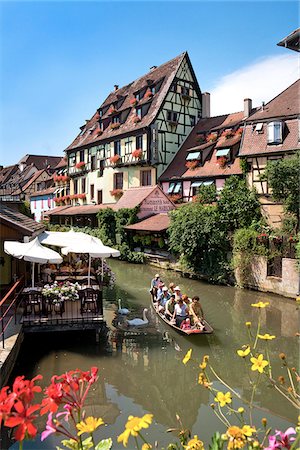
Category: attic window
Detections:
[
  {"x1": 99, "y1": 110, "x2": 103, "y2": 118},
  {"x1": 216, "y1": 148, "x2": 230, "y2": 158},
  {"x1": 167, "y1": 111, "x2": 178, "y2": 124},
  {"x1": 191, "y1": 181, "x2": 202, "y2": 188},
  {"x1": 255, "y1": 123, "x2": 263, "y2": 132},
  {"x1": 267, "y1": 121, "x2": 283, "y2": 144},
  {"x1": 202, "y1": 180, "x2": 214, "y2": 186},
  {"x1": 186, "y1": 151, "x2": 201, "y2": 161}
]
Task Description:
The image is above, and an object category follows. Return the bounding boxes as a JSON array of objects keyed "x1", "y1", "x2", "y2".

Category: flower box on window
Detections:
[
  {"x1": 109, "y1": 155, "x2": 121, "y2": 165},
  {"x1": 185, "y1": 161, "x2": 199, "y2": 170},
  {"x1": 96, "y1": 128, "x2": 103, "y2": 136},
  {"x1": 61, "y1": 175, "x2": 69, "y2": 182},
  {"x1": 144, "y1": 88, "x2": 153, "y2": 99},
  {"x1": 130, "y1": 98, "x2": 138, "y2": 106},
  {"x1": 217, "y1": 156, "x2": 228, "y2": 168},
  {"x1": 206, "y1": 133, "x2": 218, "y2": 142},
  {"x1": 78, "y1": 193, "x2": 86, "y2": 199},
  {"x1": 168, "y1": 194, "x2": 182, "y2": 203},
  {"x1": 235, "y1": 127, "x2": 243, "y2": 136},
  {"x1": 110, "y1": 122, "x2": 120, "y2": 130},
  {"x1": 110, "y1": 189, "x2": 123, "y2": 198},
  {"x1": 132, "y1": 149, "x2": 143, "y2": 159},
  {"x1": 53, "y1": 197, "x2": 61, "y2": 203},
  {"x1": 108, "y1": 106, "x2": 117, "y2": 115},
  {"x1": 75, "y1": 161, "x2": 86, "y2": 169},
  {"x1": 221, "y1": 129, "x2": 234, "y2": 139},
  {"x1": 133, "y1": 115, "x2": 141, "y2": 123}
]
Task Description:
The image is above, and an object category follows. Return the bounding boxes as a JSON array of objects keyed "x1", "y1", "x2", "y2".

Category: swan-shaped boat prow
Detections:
[
  {"x1": 126, "y1": 308, "x2": 149, "y2": 327},
  {"x1": 118, "y1": 298, "x2": 129, "y2": 315}
]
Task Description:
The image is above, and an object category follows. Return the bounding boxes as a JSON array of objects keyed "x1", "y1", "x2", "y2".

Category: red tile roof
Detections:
[
  {"x1": 54, "y1": 157, "x2": 67, "y2": 169},
  {"x1": 21, "y1": 169, "x2": 47, "y2": 192},
  {"x1": 239, "y1": 118, "x2": 300, "y2": 157},
  {"x1": 246, "y1": 79, "x2": 300, "y2": 122},
  {"x1": 18, "y1": 154, "x2": 62, "y2": 170},
  {"x1": 47, "y1": 204, "x2": 116, "y2": 216},
  {"x1": 66, "y1": 53, "x2": 190, "y2": 151},
  {"x1": 124, "y1": 213, "x2": 170, "y2": 232},
  {"x1": 0, "y1": 203, "x2": 45, "y2": 235},
  {"x1": 114, "y1": 185, "x2": 159, "y2": 210},
  {"x1": 30, "y1": 187, "x2": 56, "y2": 197},
  {"x1": 160, "y1": 112, "x2": 244, "y2": 181}
]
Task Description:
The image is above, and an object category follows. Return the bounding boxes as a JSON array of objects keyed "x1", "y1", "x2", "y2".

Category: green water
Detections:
[{"x1": 8, "y1": 260, "x2": 299, "y2": 449}]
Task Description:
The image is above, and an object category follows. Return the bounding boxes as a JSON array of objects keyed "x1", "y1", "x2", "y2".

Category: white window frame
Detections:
[{"x1": 267, "y1": 121, "x2": 282, "y2": 144}]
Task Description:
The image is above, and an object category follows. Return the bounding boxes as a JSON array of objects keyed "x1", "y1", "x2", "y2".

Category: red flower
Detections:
[
  {"x1": 110, "y1": 189, "x2": 123, "y2": 197},
  {"x1": 111, "y1": 122, "x2": 120, "y2": 130},
  {"x1": 5, "y1": 401, "x2": 40, "y2": 441},
  {"x1": 0, "y1": 387, "x2": 15, "y2": 426},
  {"x1": 109, "y1": 155, "x2": 120, "y2": 164},
  {"x1": 130, "y1": 97, "x2": 138, "y2": 106},
  {"x1": 185, "y1": 161, "x2": 198, "y2": 170},
  {"x1": 132, "y1": 149, "x2": 143, "y2": 159},
  {"x1": 144, "y1": 88, "x2": 153, "y2": 98},
  {"x1": 221, "y1": 129, "x2": 234, "y2": 139},
  {"x1": 206, "y1": 133, "x2": 218, "y2": 142},
  {"x1": 12, "y1": 375, "x2": 42, "y2": 404},
  {"x1": 108, "y1": 106, "x2": 117, "y2": 115},
  {"x1": 75, "y1": 161, "x2": 85, "y2": 169}
]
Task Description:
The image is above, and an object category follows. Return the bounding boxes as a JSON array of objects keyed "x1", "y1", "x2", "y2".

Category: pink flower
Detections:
[
  {"x1": 41, "y1": 413, "x2": 57, "y2": 441},
  {"x1": 265, "y1": 428, "x2": 296, "y2": 450}
]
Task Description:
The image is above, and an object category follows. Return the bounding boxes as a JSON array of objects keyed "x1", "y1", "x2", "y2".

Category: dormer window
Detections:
[
  {"x1": 186, "y1": 151, "x2": 201, "y2": 161},
  {"x1": 135, "y1": 92, "x2": 140, "y2": 101},
  {"x1": 150, "y1": 86, "x2": 156, "y2": 95},
  {"x1": 99, "y1": 110, "x2": 103, "y2": 118},
  {"x1": 255, "y1": 123, "x2": 263, "y2": 132},
  {"x1": 216, "y1": 148, "x2": 230, "y2": 158},
  {"x1": 136, "y1": 107, "x2": 142, "y2": 119},
  {"x1": 112, "y1": 116, "x2": 120, "y2": 124},
  {"x1": 267, "y1": 121, "x2": 283, "y2": 144},
  {"x1": 168, "y1": 182, "x2": 181, "y2": 194}
]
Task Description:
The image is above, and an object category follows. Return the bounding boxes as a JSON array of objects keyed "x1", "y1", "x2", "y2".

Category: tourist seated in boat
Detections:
[
  {"x1": 189, "y1": 296, "x2": 204, "y2": 327},
  {"x1": 180, "y1": 317, "x2": 191, "y2": 330},
  {"x1": 156, "y1": 282, "x2": 166, "y2": 299},
  {"x1": 159, "y1": 287, "x2": 170, "y2": 308},
  {"x1": 169, "y1": 282, "x2": 176, "y2": 294},
  {"x1": 164, "y1": 294, "x2": 175, "y2": 321},
  {"x1": 174, "y1": 286, "x2": 182, "y2": 302},
  {"x1": 150, "y1": 273, "x2": 160, "y2": 299},
  {"x1": 173, "y1": 298, "x2": 189, "y2": 327},
  {"x1": 182, "y1": 294, "x2": 192, "y2": 304}
]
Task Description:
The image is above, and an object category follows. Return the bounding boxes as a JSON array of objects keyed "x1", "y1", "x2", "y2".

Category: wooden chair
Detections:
[
  {"x1": 80, "y1": 288, "x2": 98, "y2": 314},
  {"x1": 23, "y1": 291, "x2": 43, "y2": 316}
]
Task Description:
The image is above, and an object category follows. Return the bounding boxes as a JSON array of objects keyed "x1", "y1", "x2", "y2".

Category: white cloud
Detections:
[{"x1": 210, "y1": 54, "x2": 299, "y2": 116}]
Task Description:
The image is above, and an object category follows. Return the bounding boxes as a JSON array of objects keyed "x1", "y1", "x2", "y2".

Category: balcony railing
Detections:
[
  {"x1": 106, "y1": 151, "x2": 148, "y2": 168},
  {"x1": 68, "y1": 162, "x2": 91, "y2": 177}
]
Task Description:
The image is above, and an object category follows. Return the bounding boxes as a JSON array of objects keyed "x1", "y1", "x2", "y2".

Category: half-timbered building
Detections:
[
  {"x1": 64, "y1": 52, "x2": 203, "y2": 205},
  {"x1": 239, "y1": 79, "x2": 300, "y2": 227}
]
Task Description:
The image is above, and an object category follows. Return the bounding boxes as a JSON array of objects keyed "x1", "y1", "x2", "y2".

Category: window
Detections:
[
  {"x1": 124, "y1": 138, "x2": 132, "y2": 154},
  {"x1": 79, "y1": 150, "x2": 85, "y2": 162},
  {"x1": 34, "y1": 199, "x2": 36, "y2": 209},
  {"x1": 168, "y1": 182, "x2": 181, "y2": 194},
  {"x1": 216, "y1": 148, "x2": 230, "y2": 158},
  {"x1": 267, "y1": 256, "x2": 282, "y2": 278},
  {"x1": 190, "y1": 115, "x2": 196, "y2": 127},
  {"x1": 267, "y1": 121, "x2": 283, "y2": 144},
  {"x1": 114, "y1": 140, "x2": 121, "y2": 155},
  {"x1": 150, "y1": 86, "x2": 156, "y2": 95},
  {"x1": 136, "y1": 107, "x2": 142, "y2": 119},
  {"x1": 41, "y1": 199, "x2": 44, "y2": 209},
  {"x1": 186, "y1": 151, "x2": 200, "y2": 161},
  {"x1": 90, "y1": 184, "x2": 95, "y2": 199},
  {"x1": 114, "y1": 172, "x2": 123, "y2": 190},
  {"x1": 181, "y1": 86, "x2": 190, "y2": 97},
  {"x1": 167, "y1": 111, "x2": 178, "y2": 123},
  {"x1": 135, "y1": 92, "x2": 140, "y2": 101},
  {"x1": 91, "y1": 155, "x2": 96, "y2": 171},
  {"x1": 81, "y1": 178, "x2": 86, "y2": 194},
  {"x1": 99, "y1": 110, "x2": 103, "y2": 118},
  {"x1": 69, "y1": 153, "x2": 76, "y2": 167},
  {"x1": 98, "y1": 159, "x2": 105, "y2": 177},
  {"x1": 140, "y1": 170, "x2": 152, "y2": 186},
  {"x1": 97, "y1": 190, "x2": 103, "y2": 204},
  {"x1": 48, "y1": 198, "x2": 51, "y2": 208},
  {"x1": 136, "y1": 135, "x2": 143, "y2": 150},
  {"x1": 73, "y1": 179, "x2": 78, "y2": 194},
  {"x1": 255, "y1": 123, "x2": 263, "y2": 132},
  {"x1": 112, "y1": 115, "x2": 120, "y2": 124},
  {"x1": 170, "y1": 83, "x2": 177, "y2": 92}
]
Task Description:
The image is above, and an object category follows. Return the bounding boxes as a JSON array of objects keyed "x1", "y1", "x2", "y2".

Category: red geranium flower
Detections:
[{"x1": 5, "y1": 401, "x2": 40, "y2": 441}]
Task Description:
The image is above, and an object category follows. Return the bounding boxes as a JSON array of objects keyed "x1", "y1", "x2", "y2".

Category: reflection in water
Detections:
[{"x1": 8, "y1": 260, "x2": 299, "y2": 448}]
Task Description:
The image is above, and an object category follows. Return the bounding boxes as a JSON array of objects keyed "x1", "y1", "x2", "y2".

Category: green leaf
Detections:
[{"x1": 95, "y1": 438, "x2": 113, "y2": 450}]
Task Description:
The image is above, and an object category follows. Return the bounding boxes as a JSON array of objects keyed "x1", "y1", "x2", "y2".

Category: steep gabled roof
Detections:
[
  {"x1": 0, "y1": 203, "x2": 45, "y2": 235},
  {"x1": 246, "y1": 79, "x2": 300, "y2": 122},
  {"x1": 124, "y1": 213, "x2": 170, "y2": 232},
  {"x1": 160, "y1": 112, "x2": 244, "y2": 180},
  {"x1": 20, "y1": 169, "x2": 47, "y2": 192},
  {"x1": 277, "y1": 28, "x2": 300, "y2": 52},
  {"x1": 66, "y1": 53, "x2": 188, "y2": 151},
  {"x1": 18, "y1": 154, "x2": 62, "y2": 170},
  {"x1": 0, "y1": 165, "x2": 18, "y2": 185},
  {"x1": 114, "y1": 186, "x2": 159, "y2": 210}
]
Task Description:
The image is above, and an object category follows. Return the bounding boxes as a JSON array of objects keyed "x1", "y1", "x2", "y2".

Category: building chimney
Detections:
[
  {"x1": 150, "y1": 65, "x2": 157, "y2": 72},
  {"x1": 114, "y1": 85, "x2": 119, "y2": 91},
  {"x1": 244, "y1": 98, "x2": 252, "y2": 118},
  {"x1": 202, "y1": 92, "x2": 210, "y2": 118}
]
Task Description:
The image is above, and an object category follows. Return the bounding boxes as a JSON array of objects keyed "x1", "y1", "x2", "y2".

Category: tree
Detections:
[
  {"x1": 263, "y1": 152, "x2": 300, "y2": 227},
  {"x1": 217, "y1": 176, "x2": 261, "y2": 231},
  {"x1": 194, "y1": 184, "x2": 217, "y2": 204}
]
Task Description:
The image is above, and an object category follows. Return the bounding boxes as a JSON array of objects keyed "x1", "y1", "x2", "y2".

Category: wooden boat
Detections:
[{"x1": 151, "y1": 299, "x2": 213, "y2": 335}]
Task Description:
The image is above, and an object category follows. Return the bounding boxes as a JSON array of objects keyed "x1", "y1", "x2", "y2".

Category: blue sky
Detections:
[{"x1": 0, "y1": 1, "x2": 298, "y2": 166}]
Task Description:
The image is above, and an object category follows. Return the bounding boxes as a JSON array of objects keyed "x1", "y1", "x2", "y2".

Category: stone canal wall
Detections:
[{"x1": 0, "y1": 328, "x2": 24, "y2": 389}]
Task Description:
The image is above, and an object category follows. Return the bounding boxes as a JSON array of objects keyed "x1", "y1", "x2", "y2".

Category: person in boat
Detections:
[
  {"x1": 173, "y1": 298, "x2": 189, "y2": 327},
  {"x1": 189, "y1": 296, "x2": 204, "y2": 327},
  {"x1": 159, "y1": 287, "x2": 170, "y2": 310},
  {"x1": 182, "y1": 294, "x2": 192, "y2": 304},
  {"x1": 150, "y1": 274, "x2": 160, "y2": 300},
  {"x1": 169, "y1": 282, "x2": 176, "y2": 294},
  {"x1": 174, "y1": 286, "x2": 182, "y2": 302},
  {"x1": 164, "y1": 294, "x2": 176, "y2": 321},
  {"x1": 180, "y1": 317, "x2": 191, "y2": 330},
  {"x1": 156, "y1": 282, "x2": 165, "y2": 299}
]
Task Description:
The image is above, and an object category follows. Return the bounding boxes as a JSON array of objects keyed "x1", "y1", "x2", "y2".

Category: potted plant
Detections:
[
  {"x1": 217, "y1": 156, "x2": 227, "y2": 168},
  {"x1": 185, "y1": 160, "x2": 198, "y2": 170},
  {"x1": 133, "y1": 114, "x2": 141, "y2": 123},
  {"x1": 96, "y1": 128, "x2": 103, "y2": 136},
  {"x1": 130, "y1": 97, "x2": 138, "y2": 107},
  {"x1": 168, "y1": 194, "x2": 182, "y2": 203},
  {"x1": 132, "y1": 149, "x2": 143, "y2": 159},
  {"x1": 111, "y1": 122, "x2": 120, "y2": 130},
  {"x1": 75, "y1": 161, "x2": 86, "y2": 169},
  {"x1": 110, "y1": 189, "x2": 123, "y2": 198},
  {"x1": 108, "y1": 106, "x2": 117, "y2": 115},
  {"x1": 109, "y1": 154, "x2": 121, "y2": 165},
  {"x1": 221, "y1": 129, "x2": 234, "y2": 139},
  {"x1": 78, "y1": 193, "x2": 86, "y2": 199},
  {"x1": 144, "y1": 88, "x2": 153, "y2": 99},
  {"x1": 235, "y1": 127, "x2": 243, "y2": 136},
  {"x1": 206, "y1": 133, "x2": 218, "y2": 142}
]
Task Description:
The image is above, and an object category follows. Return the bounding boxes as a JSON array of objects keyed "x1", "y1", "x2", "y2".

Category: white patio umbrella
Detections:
[
  {"x1": 61, "y1": 237, "x2": 120, "y2": 286},
  {"x1": 4, "y1": 237, "x2": 63, "y2": 288},
  {"x1": 39, "y1": 230, "x2": 103, "y2": 247}
]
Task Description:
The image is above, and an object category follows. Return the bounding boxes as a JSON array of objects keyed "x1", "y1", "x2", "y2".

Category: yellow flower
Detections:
[
  {"x1": 214, "y1": 391, "x2": 232, "y2": 407},
  {"x1": 199, "y1": 355, "x2": 209, "y2": 369},
  {"x1": 142, "y1": 445, "x2": 152, "y2": 450},
  {"x1": 245, "y1": 322, "x2": 251, "y2": 327},
  {"x1": 241, "y1": 425, "x2": 256, "y2": 437},
  {"x1": 237, "y1": 346, "x2": 250, "y2": 358},
  {"x1": 251, "y1": 301, "x2": 269, "y2": 308},
  {"x1": 226, "y1": 426, "x2": 246, "y2": 450},
  {"x1": 76, "y1": 416, "x2": 104, "y2": 436},
  {"x1": 258, "y1": 333, "x2": 276, "y2": 340},
  {"x1": 238, "y1": 407, "x2": 244, "y2": 414},
  {"x1": 117, "y1": 414, "x2": 153, "y2": 447},
  {"x1": 184, "y1": 435, "x2": 204, "y2": 450},
  {"x1": 250, "y1": 354, "x2": 269, "y2": 373},
  {"x1": 183, "y1": 349, "x2": 192, "y2": 365}
]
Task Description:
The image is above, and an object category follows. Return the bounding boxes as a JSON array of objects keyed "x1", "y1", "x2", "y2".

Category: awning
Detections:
[
  {"x1": 216, "y1": 148, "x2": 230, "y2": 157},
  {"x1": 191, "y1": 181, "x2": 202, "y2": 187},
  {"x1": 203, "y1": 180, "x2": 214, "y2": 186},
  {"x1": 186, "y1": 151, "x2": 201, "y2": 161}
]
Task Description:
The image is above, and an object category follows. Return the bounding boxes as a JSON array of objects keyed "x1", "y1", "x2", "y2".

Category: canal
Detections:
[{"x1": 8, "y1": 260, "x2": 299, "y2": 449}]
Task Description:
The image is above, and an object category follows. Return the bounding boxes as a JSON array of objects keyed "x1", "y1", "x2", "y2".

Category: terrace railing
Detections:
[{"x1": 0, "y1": 277, "x2": 24, "y2": 349}]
